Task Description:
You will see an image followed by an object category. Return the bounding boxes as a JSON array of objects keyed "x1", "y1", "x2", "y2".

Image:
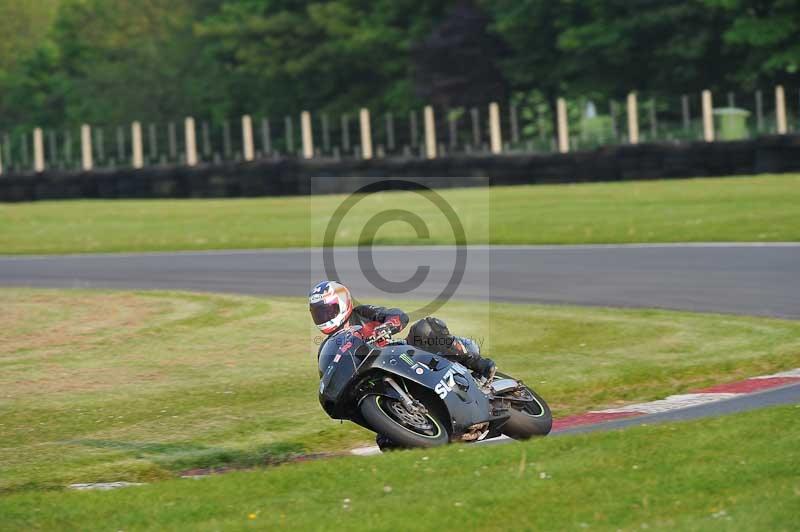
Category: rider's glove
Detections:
[{"x1": 370, "y1": 323, "x2": 394, "y2": 344}]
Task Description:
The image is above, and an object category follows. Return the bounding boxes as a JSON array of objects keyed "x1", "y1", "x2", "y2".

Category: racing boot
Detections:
[{"x1": 451, "y1": 336, "x2": 496, "y2": 381}]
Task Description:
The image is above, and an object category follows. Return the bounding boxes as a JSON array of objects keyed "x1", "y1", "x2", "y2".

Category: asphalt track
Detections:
[
  {"x1": 556, "y1": 381, "x2": 800, "y2": 435},
  {"x1": 0, "y1": 243, "x2": 799, "y2": 318},
  {"x1": 1, "y1": 243, "x2": 798, "y2": 436}
]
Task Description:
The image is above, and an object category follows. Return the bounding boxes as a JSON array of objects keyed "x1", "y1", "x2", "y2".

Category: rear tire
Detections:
[
  {"x1": 360, "y1": 394, "x2": 450, "y2": 449},
  {"x1": 499, "y1": 385, "x2": 552, "y2": 440}
]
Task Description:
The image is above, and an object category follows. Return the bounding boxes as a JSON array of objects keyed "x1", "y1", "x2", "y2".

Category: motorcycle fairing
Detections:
[{"x1": 319, "y1": 339, "x2": 507, "y2": 435}]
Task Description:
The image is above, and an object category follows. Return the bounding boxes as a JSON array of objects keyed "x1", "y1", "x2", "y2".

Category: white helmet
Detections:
[{"x1": 309, "y1": 281, "x2": 353, "y2": 334}]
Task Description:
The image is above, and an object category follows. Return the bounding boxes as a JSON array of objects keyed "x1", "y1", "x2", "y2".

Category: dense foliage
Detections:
[{"x1": 0, "y1": 0, "x2": 797, "y2": 130}]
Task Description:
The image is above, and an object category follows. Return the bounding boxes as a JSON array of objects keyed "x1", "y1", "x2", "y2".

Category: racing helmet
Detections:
[{"x1": 309, "y1": 281, "x2": 353, "y2": 334}]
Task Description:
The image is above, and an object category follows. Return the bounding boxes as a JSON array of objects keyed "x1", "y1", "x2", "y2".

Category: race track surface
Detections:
[
  {"x1": 556, "y1": 382, "x2": 800, "y2": 436},
  {"x1": 0, "y1": 244, "x2": 798, "y2": 318}
]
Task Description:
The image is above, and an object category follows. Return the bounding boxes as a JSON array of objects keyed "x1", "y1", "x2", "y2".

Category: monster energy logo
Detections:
[{"x1": 400, "y1": 354, "x2": 414, "y2": 366}]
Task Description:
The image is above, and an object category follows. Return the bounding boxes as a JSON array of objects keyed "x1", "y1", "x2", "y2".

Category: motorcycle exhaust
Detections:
[{"x1": 490, "y1": 378, "x2": 521, "y2": 395}]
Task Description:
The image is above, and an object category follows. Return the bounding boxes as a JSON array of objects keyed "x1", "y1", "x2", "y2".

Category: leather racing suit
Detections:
[{"x1": 318, "y1": 306, "x2": 494, "y2": 378}]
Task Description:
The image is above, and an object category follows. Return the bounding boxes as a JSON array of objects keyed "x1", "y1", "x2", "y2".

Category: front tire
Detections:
[
  {"x1": 360, "y1": 394, "x2": 450, "y2": 449},
  {"x1": 499, "y1": 385, "x2": 552, "y2": 440}
]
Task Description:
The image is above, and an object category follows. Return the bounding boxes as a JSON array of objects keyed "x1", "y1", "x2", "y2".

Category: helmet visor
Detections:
[{"x1": 310, "y1": 300, "x2": 340, "y2": 326}]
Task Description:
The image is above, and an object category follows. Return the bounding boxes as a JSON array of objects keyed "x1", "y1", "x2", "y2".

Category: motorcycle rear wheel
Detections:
[
  {"x1": 499, "y1": 385, "x2": 553, "y2": 440},
  {"x1": 360, "y1": 394, "x2": 450, "y2": 448}
]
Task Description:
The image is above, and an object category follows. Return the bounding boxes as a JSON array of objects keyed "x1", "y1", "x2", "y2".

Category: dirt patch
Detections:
[
  {"x1": 178, "y1": 452, "x2": 338, "y2": 478},
  {"x1": 0, "y1": 292, "x2": 164, "y2": 356}
]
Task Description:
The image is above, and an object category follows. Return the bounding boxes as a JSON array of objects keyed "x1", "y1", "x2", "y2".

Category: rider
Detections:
[
  {"x1": 309, "y1": 280, "x2": 496, "y2": 379},
  {"x1": 309, "y1": 280, "x2": 497, "y2": 451}
]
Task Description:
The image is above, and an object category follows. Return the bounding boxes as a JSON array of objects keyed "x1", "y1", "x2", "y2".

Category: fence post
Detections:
[
  {"x1": 626, "y1": 92, "x2": 639, "y2": 145},
  {"x1": 470, "y1": 107, "x2": 480, "y2": 147},
  {"x1": 556, "y1": 97, "x2": 569, "y2": 153},
  {"x1": 649, "y1": 98, "x2": 658, "y2": 139},
  {"x1": 48, "y1": 130, "x2": 57, "y2": 167},
  {"x1": 242, "y1": 115, "x2": 255, "y2": 161},
  {"x1": 321, "y1": 114, "x2": 330, "y2": 153},
  {"x1": 609, "y1": 101, "x2": 618, "y2": 139},
  {"x1": 775, "y1": 85, "x2": 787, "y2": 134},
  {"x1": 385, "y1": 112, "x2": 395, "y2": 152},
  {"x1": 681, "y1": 95, "x2": 690, "y2": 131},
  {"x1": 95, "y1": 128, "x2": 105, "y2": 164},
  {"x1": 63, "y1": 131, "x2": 71, "y2": 167},
  {"x1": 448, "y1": 113, "x2": 458, "y2": 149},
  {"x1": 702, "y1": 90, "x2": 714, "y2": 142},
  {"x1": 510, "y1": 103, "x2": 520, "y2": 144},
  {"x1": 301, "y1": 111, "x2": 314, "y2": 159},
  {"x1": 260, "y1": 119, "x2": 271, "y2": 156},
  {"x1": 489, "y1": 102, "x2": 502, "y2": 154},
  {"x1": 409, "y1": 110, "x2": 419, "y2": 148},
  {"x1": 131, "y1": 121, "x2": 144, "y2": 169},
  {"x1": 424, "y1": 105, "x2": 436, "y2": 159},
  {"x1": 33, "y1": 128, "x2": 45, "y2": 172},
  {"x1": 201, "y1": 121, "x2": 211, "y2": 158},
  {"x1": 148, "y1": 124, "x2": 157, "y2": 162},
  {"x1": 185, "y1": 117, "x2": 198, "y2": 166},
  {"x1": 81, "y1": 124, "x2": 93, "y2": 171},
  {"x1": 339, "y1": 114, "x2": 349, "y2": 153},
  {"x1": 359, "y1": 108, "x2": 373, "y2": 160},
  {"x1": 755, "y1": 90, "x2": 764, "y2": 132},
  {"x1": 168, "y1": 122, "x2": 177, "y2": 160},
  {"x1": 115, "y1": 127, "x2": 125, "y2": 163}
]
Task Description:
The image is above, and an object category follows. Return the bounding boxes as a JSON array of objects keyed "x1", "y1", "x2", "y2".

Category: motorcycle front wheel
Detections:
[{"x1": 360, "y1": 394, "x2": 450, "y2": 448}]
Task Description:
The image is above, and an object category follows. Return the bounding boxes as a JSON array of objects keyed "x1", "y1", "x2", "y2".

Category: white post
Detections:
[
  {"x1": 702, "y1": 90, "x2": 714, "y2": 142},
  {"x1": 131, "y1": 121, "x2": 144, "y2": 169},
  {"x1": 359, "y1": 108, "x2": 373, "y2": 160},
  {"x1": 424, "y1": 105, "x2": 436, "y2": 159},
  {"x1": 242, "y1": 115, "x2": 255, "y2": 162},
  {"x1": 626, "y1": 92, "x2": 639, "y2": 145},
  {"x1": 489, "y1": 102, "x2": 502, "y2": 154},
  {"x1": 185, "y1": 117, "x2": 198, "y2": 166},
  {"x1": 33, "y1": 128, "x2": 45, "y2": 172},
  {"x1": 775, "y1": 85, "x2": 787, "y2": 134},
  {"x1": 81, "y1": 124, "x2": 93, "y2": 171},
  {"x1": 556, "y1": 98, "x2": 569, "y2": 153},
  {"x1": 301, "y1": 111, "x2": 314, "y2": 159}
]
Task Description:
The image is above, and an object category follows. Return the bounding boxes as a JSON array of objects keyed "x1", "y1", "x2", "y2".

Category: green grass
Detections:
[
  {"x1": 1, "y1": 404, "x2": 798, "y2": 531},
  {"x1": 1, "y1": 288, "x2": 799, "y2": 496},
  {"x1": 1, "y1": 174, "x2": 799, "y2": 254}
]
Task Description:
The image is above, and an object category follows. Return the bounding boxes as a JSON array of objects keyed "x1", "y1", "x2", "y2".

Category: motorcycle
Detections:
[{"x1": 317, "y1": 325, "x2": 552, "y2": 448}]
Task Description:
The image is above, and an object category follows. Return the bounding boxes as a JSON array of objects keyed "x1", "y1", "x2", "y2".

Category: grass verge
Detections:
[
  {"x1": 1, "y1": 288, "x2": 798, "y2": 495},
  {"x1": 1, "y1": 174, "x2": 799, "y2": 254},
  {"x1": 1, "y1": 404, "x2": 798, "y2": 530}
]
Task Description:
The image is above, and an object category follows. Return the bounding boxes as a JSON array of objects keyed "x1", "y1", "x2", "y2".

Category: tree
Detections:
[
  {"x1": 412, "y1": 1, "x2": 508, "y2": 109},
  {"x1": 704, "y1": 0, "x2": 800, "y2": 87},
  {"x1": 50, "y1": 0, "x2": 226, "y2": 125},
  {"x1": 196, "y1": 0, "x2": 451, "y2": 116}
]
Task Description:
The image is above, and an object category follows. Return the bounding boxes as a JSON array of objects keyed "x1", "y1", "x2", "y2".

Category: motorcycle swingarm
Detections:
[{"x1": 490, "y1": 394, "x2": 534, "y2": 403}]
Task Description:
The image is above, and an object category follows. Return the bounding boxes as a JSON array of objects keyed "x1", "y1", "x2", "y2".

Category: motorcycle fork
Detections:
[{"x1": 384, "y1": 376, "x2": 428, "y2": 415}]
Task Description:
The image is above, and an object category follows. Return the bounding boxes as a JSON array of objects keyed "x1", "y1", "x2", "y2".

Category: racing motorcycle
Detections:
[{"x1": 318, "y1": 325, "x2": 552, "y2": 448}]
